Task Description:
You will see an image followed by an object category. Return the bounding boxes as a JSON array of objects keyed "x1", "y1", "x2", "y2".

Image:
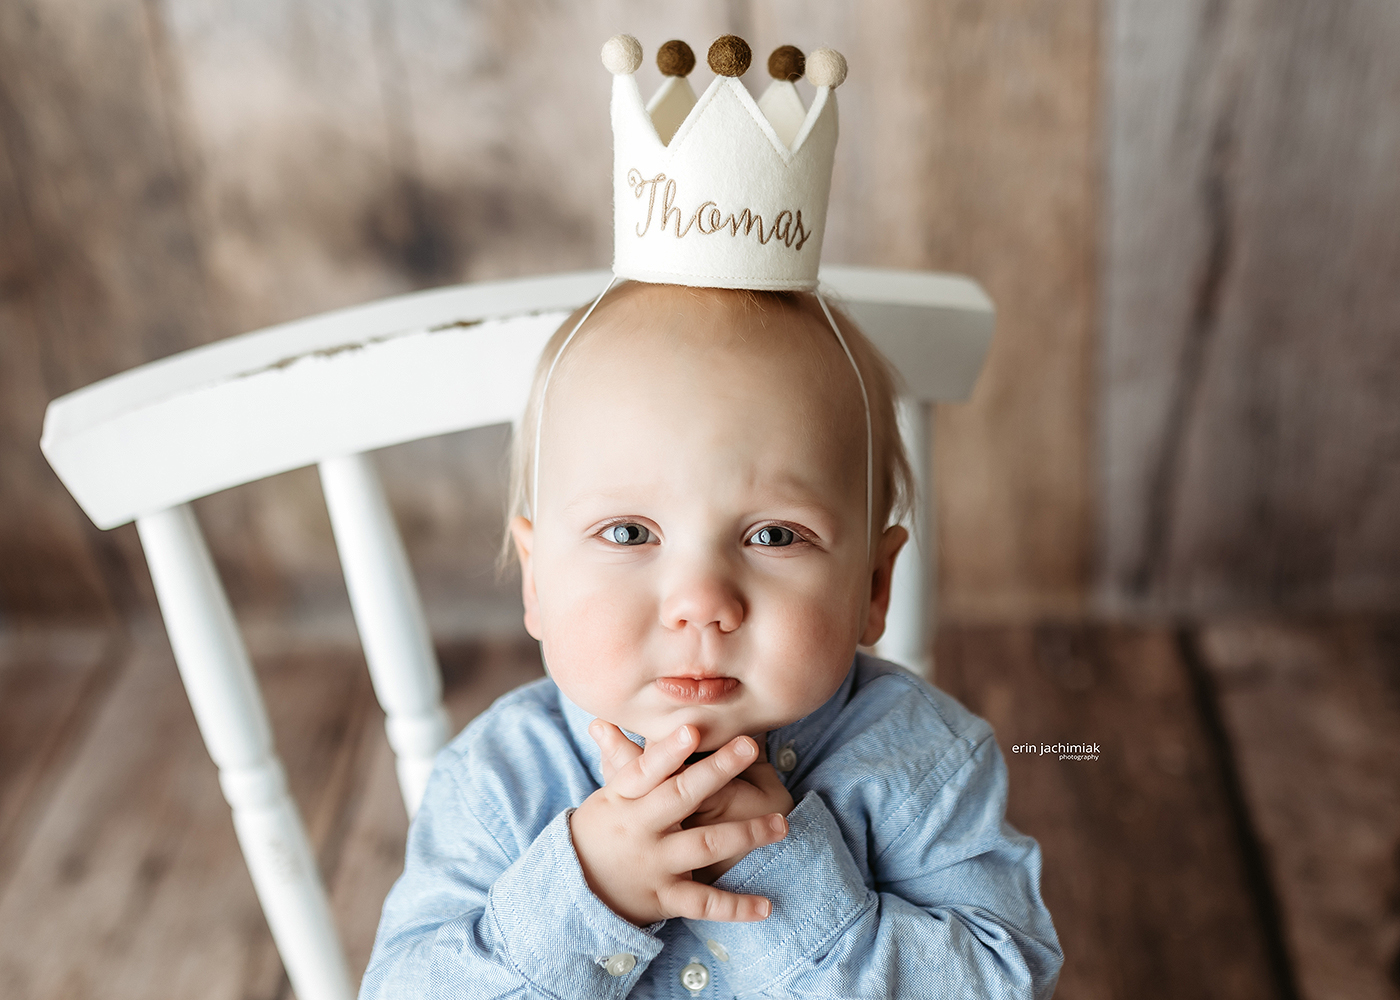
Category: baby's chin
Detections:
[{"x1": 636, "y1": 716, "x2": 773, "y2": 754}]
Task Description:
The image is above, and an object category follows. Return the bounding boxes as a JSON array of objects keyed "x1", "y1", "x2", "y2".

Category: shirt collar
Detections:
[
  {"x1": 764, "y1": 657, "x2": 859, "y2": 785},
  {"x1": 558, "y1": 657, "x2": 860, "y2": 789}
]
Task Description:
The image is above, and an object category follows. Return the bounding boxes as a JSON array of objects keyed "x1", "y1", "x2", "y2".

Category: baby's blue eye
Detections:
[
  {"x1": 606, "y1": 523, "x2": 652, "y2": 545},
  {"x1": 750, "y1": 526, "x2": 797, "y2": 547}
]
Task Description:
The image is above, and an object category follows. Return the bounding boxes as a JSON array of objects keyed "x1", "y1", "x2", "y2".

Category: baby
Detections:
[{"x1": 359, "y1": 280, "x2": 1062, "y2": 998}]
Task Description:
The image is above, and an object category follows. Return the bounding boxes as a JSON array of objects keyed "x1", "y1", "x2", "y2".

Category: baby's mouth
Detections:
[{"x1": 654, "y1": 676, "x2": 740, "y2": 703}]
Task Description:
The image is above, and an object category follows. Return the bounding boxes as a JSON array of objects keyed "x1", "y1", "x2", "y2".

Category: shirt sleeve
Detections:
[
  {"x1": 359, "y1": 760, "x2": 663, "y2": 1000},
  {"x1": 681, "y1": 737, "x2": 1062, "y2": 999}
]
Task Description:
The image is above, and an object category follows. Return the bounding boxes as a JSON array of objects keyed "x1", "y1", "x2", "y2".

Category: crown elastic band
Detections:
[
  {"x1": 816, "y1": 288, "x2": 873, "y2": 553},
  {"x1": 530, "y1": 275, "x2": 619, "y2": 520}
]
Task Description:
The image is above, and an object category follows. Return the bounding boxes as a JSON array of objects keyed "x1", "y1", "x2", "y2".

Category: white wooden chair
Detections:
[{"x1": 40, "y1": 267, "x2": 992, "y2": 1000}]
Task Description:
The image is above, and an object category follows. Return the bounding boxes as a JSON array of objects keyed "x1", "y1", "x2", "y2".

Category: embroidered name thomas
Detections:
[{"x1": 627, "y1": 169, "x2": 813, "y2": 250}]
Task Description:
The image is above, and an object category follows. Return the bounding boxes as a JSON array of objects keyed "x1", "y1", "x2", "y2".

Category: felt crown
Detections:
[{"x1": 602, "y1": 34, "x2": 848, "y2": 291}]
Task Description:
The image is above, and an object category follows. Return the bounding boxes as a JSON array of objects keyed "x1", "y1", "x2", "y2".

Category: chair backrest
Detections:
[
  {"x1": 39, "y1": 266, "x2": 993, "y2": 1000},
  {"x1": 41, "y1": 266, "x2": 991, "y2": 530}
]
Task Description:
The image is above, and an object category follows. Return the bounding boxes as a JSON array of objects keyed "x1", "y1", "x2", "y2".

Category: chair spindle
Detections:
[
  {"x1": 137, "y1": 504, "x2": 354, "y2": 1000},
  {"x1": 319, "y1": 452, "x2": 450, "y2": 817}
]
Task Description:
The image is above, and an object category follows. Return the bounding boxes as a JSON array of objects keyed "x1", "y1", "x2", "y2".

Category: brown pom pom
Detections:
[
  {"x1": 707, "y1": 34, "x2": 752, "y2": 77},
  {"x1": 656, "y1": 39, "x2": 696, "y2": 77},
  {"x1": 767, "y1": 45, "x2": 805, "y2": 81}
]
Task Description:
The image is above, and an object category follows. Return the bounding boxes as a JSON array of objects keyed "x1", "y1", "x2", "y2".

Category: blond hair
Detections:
[{"x1": 499, "y1": 283, "x2": 913, "y2": 568}]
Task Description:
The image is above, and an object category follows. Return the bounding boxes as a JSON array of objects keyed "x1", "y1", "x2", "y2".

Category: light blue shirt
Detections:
[{"x1": 361, "y1": 654, "x2": 1062, "y2": 998}]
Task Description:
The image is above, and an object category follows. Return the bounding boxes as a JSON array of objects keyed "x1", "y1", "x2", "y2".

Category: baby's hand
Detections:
[
  {"x1": 593, "y1": 723, "x2": 795, "y2": 885},
  {"x1": 684, "y1": 742, "x2": 795, "y2": 884},
  {"x1": 570, "y1": 722, "x2": 788, "y2": 926}
]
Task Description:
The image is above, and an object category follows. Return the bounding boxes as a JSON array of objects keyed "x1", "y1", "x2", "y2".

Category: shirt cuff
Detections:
[
  {"x1": 681, "y1": 790, "x2": 875, "y2": 993},
  {"x1": 487, "y1": 808, "x2": 664, "y2": 998}
]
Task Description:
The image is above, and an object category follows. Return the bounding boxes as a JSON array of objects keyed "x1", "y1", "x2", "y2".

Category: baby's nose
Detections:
[{"x1": 659, "y1": 568, "x2": 744, "y2": 633}]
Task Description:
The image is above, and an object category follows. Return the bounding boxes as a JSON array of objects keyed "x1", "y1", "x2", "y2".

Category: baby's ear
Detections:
[
  {"x1": 510, "y1": 517, "x2": 543, "y2": 639},
  {"x1": 859, "y1": 524, "x2": 909, "y2": 646}
]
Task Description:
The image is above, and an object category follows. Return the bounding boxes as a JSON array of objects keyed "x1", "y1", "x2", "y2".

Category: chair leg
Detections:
[
  {"x1": 319, "y1": 453, "x2": 450, "y2": 818},
  {"x1": 137, "y1": 505, "x2": 353, "y2": 1000},
  {"x1": 879, "y1": 398, "x2": 936, "y2": 680}
]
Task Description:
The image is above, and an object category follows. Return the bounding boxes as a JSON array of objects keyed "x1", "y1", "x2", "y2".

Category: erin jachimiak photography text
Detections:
[{"x1": 1011, "y1": 743, "x2": 1101, "y2": 761}]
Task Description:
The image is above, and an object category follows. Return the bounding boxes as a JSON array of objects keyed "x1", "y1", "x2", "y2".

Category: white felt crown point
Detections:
[
  {"x1": 601, "y1": 34, "x2": 643, "y2": 75},
  {"x1": 611, "y1": 68, "x2": 839, "y2": 290},
  {"x1": 806, "y1": 48, "x2": 847, "y2": 88}
]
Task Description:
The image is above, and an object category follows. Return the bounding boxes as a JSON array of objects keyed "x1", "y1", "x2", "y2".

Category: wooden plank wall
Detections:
[
  {"x1": 911, "y1": 2, "x2": 1099, "y2": 620},
  {"x1": 0, "y1": 0, "x2": 1097, "y2": 625},
  {"x1": 1102, "y1": 0, "x2": 1400, "y2": 614},
  {"x1": 2, "y1": 0, "x2": 1397, "y2": 624}
]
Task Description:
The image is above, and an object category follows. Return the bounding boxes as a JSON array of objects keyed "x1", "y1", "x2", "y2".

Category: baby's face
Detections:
[{"x1": 513, "y1": 286, "x2": 904, "y2": 752}]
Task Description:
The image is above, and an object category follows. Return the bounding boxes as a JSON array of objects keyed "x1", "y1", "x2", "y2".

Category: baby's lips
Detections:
[{"x1": 654, "y1": 676, "x2": 741, "y2": 703}]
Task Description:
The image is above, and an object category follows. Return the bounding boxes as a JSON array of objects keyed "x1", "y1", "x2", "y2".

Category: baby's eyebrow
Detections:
[
  {"x1": 749, "y1": 475, "x2": 845, "y2": 518},
  {"x1": 756, "y1": 498, "x2": 843, "y2": 536},
  {"x1": 558, "y1": 480, "x2": 848, "y2": 534},
  {"x1": 560, "y1": 488, "x2": 638, "y2": 514}
]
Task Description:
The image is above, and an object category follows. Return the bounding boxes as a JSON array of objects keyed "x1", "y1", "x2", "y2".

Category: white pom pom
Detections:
[
  {"x1": 806, "y1": 47, "x2": 847, "y2": 88},
  {"x1": 601, "y1": 34, "x2": 643, "y2": 76}
]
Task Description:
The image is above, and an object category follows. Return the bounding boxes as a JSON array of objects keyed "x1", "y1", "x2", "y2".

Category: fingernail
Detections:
[
  {"x1": 675, "y1": 725, "x2": 693, "y2": 745},
  {"x1": 736, "y1": 738, "x2": 756, "y2": 758},
  {"x1": 769, "y1": 814, "x2": 786, "y2": 834},
  {"x1": 757, "y1": 898, "x2": 771, "y2": 918},
  {"x1": 588, "y1": 721, "x2": 603, "y2": 740}
]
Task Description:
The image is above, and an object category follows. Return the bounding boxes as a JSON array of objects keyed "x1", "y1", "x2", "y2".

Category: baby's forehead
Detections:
[
  {"x1": 535, "y1": 284, "x2": 869, "y2": 519},
  {"x1": 558, "y1": 283, "x2": 856, "y2": 401}
]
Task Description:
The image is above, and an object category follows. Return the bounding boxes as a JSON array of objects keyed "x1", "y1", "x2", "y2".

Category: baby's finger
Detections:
[
  {"x1": 691, "y1": 780, "x2": 738, "y2": 818},
  {"x1": 659, "y1": 880, "x2": 772, "y2": 923},
  {"x1": 589, "y1": 720, "x2": 641, "y2": 783},
  {"x1": 663, "y1": 813, "x2": 787, "y2": 873},
  {"x1": 607, "y1": 724, "x2": 697, "y2": 799},
  {"x1": 650, "y1": 735, "x2": 758, "y2": 825}
]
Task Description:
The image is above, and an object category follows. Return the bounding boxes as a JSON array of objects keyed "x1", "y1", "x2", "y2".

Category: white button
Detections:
[
  {"x1": 705, "y1": 938, "x2": 729, "y2": 962},
  {"x1": 603, "y1": 953, "x2": 636, "y2": 976},
  {"x1": 776, "y1": 743, "x2": 797, "y2": 772},
  {"x1": 680, "y1": 958, "x2": 709, "y2": 992}
]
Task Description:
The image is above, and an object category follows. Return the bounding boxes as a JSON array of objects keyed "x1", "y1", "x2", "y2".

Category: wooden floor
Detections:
[{"x1": 0, "y1": 618, "x2": 1397, "y2": 1000}]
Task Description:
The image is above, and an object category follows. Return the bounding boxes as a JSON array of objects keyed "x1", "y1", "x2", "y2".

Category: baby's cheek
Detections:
[
  {"x1": 788, "y1": 570, "x2": 863, "y2": 646},
  {"x1": 756, "y1": 583, "x2": 862, "y2": 708},
  {"x1": 540, "y1": 582, "x2": 652, "y2": 705}
]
